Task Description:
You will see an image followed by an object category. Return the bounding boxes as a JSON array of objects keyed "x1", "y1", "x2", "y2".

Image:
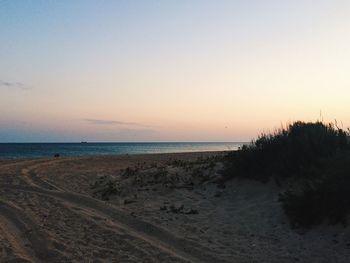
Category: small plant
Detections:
[
  {"x1": 91, "y1": 177, "x2": 118, "y2": 201},
  {"x1": 123, "y1": 167, "x2": 138, "y2": 177},
  {"x1": 153, "y1": 167, "x2": 168, "y2": 180}
]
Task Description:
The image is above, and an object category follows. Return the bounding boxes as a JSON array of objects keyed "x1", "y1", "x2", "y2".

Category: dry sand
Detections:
[{"x1": 0, "y1": 152, "x2": 349, "y2": 262}]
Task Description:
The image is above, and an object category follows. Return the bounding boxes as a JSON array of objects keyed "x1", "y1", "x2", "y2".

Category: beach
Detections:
[{"x1": 0, "y1": 151, "x2": 349, "y2": 263}]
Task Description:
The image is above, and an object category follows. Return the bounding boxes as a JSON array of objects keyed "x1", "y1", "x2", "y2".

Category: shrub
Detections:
[
  {"x1": 224, "y1": 121, "x2": 350, "y2": 227},
  {"x1": 224, "y1": 121, "x2": 349, "y2": 181},
  {"x1": 91, "y1": 177, "x2": 118, "y2": 201},
  {"x1": 279, "y1": 152, "x2": 350, "y2": 227}
]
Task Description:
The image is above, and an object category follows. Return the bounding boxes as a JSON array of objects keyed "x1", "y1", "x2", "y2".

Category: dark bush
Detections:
[
  {"x1": 224, "y1": 121, "x2": 349, "y2": 181},
  {"x1": 224, "y1": 121, "x2": 350, "y2": 227},
  {"x1": 91, "y1": 178, "x2": 118, "y2": 201},
  {"x1": 279, "y1": 152, "x2": 350, "y2": 227}
]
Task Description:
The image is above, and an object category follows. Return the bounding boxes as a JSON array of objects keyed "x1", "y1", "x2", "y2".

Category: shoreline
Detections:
[{"x1": 0, "y1": 149, "x2": 232, "y2": 162}]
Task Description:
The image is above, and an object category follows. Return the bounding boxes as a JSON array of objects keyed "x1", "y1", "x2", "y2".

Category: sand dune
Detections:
[{"x1": 0, "y1": 152, "x2": 349, "y2": 262}]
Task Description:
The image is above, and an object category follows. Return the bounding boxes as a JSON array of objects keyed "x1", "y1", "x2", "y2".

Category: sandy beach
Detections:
[{"x1": 0, "y1": 151, "x2": 349, "y2": 263}]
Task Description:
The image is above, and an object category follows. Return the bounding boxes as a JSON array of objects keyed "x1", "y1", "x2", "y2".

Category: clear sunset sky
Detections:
[{"x1": 1, "y1": 0, "x2": 349, "y2": 142}]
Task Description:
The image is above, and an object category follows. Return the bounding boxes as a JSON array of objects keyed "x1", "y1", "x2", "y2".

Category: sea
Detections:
[{"x1": 0, "y1": 142, "x2": 245, "y2": 159}]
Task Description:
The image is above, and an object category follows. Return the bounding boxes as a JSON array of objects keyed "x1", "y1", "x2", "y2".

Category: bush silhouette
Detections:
[
  {"x1": 225, "y1": 121, "x2": 349, "y2": 181},
  {"x1": 279, "y1": 152, "x2": 350, "y2": 227},
  {"x1": 224, "y1": 121, "x2": 350, "y2": 227}
]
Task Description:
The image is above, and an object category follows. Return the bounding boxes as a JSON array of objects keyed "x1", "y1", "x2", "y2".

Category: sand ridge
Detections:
[{"x1": 0, "y1": 152, "x2": 227, "y2": 262}]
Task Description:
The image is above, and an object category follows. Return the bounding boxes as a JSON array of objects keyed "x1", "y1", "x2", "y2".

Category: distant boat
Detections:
[{"x1": 81, "y1": 141, "x2": 88, "y2": 144}]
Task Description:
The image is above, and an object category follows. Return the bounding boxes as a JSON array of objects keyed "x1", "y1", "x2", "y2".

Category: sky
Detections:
[{"x1": 1, "y1": 0, "x2": 350, "y2": 142}]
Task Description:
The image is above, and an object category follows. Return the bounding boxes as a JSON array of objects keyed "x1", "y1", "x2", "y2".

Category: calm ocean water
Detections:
[{"x1": 0, "y1": 142, "x2": 244, "y2": 159}]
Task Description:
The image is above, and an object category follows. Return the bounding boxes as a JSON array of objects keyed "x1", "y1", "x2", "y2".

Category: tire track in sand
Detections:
[
  {"x1": 25, "y1": 160, "x2": 229, "y2": 263},
  {"x1": 0, "y1": 200, "x2": 62, "y2": 262},
  {"x1": 1, "y1": 159, "x2": 229, "y2": 263}
]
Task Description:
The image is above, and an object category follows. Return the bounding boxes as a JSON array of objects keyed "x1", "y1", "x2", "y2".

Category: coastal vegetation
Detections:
[{"x1": 224, "y1": 121, "x2": 350, "y2": 227}]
